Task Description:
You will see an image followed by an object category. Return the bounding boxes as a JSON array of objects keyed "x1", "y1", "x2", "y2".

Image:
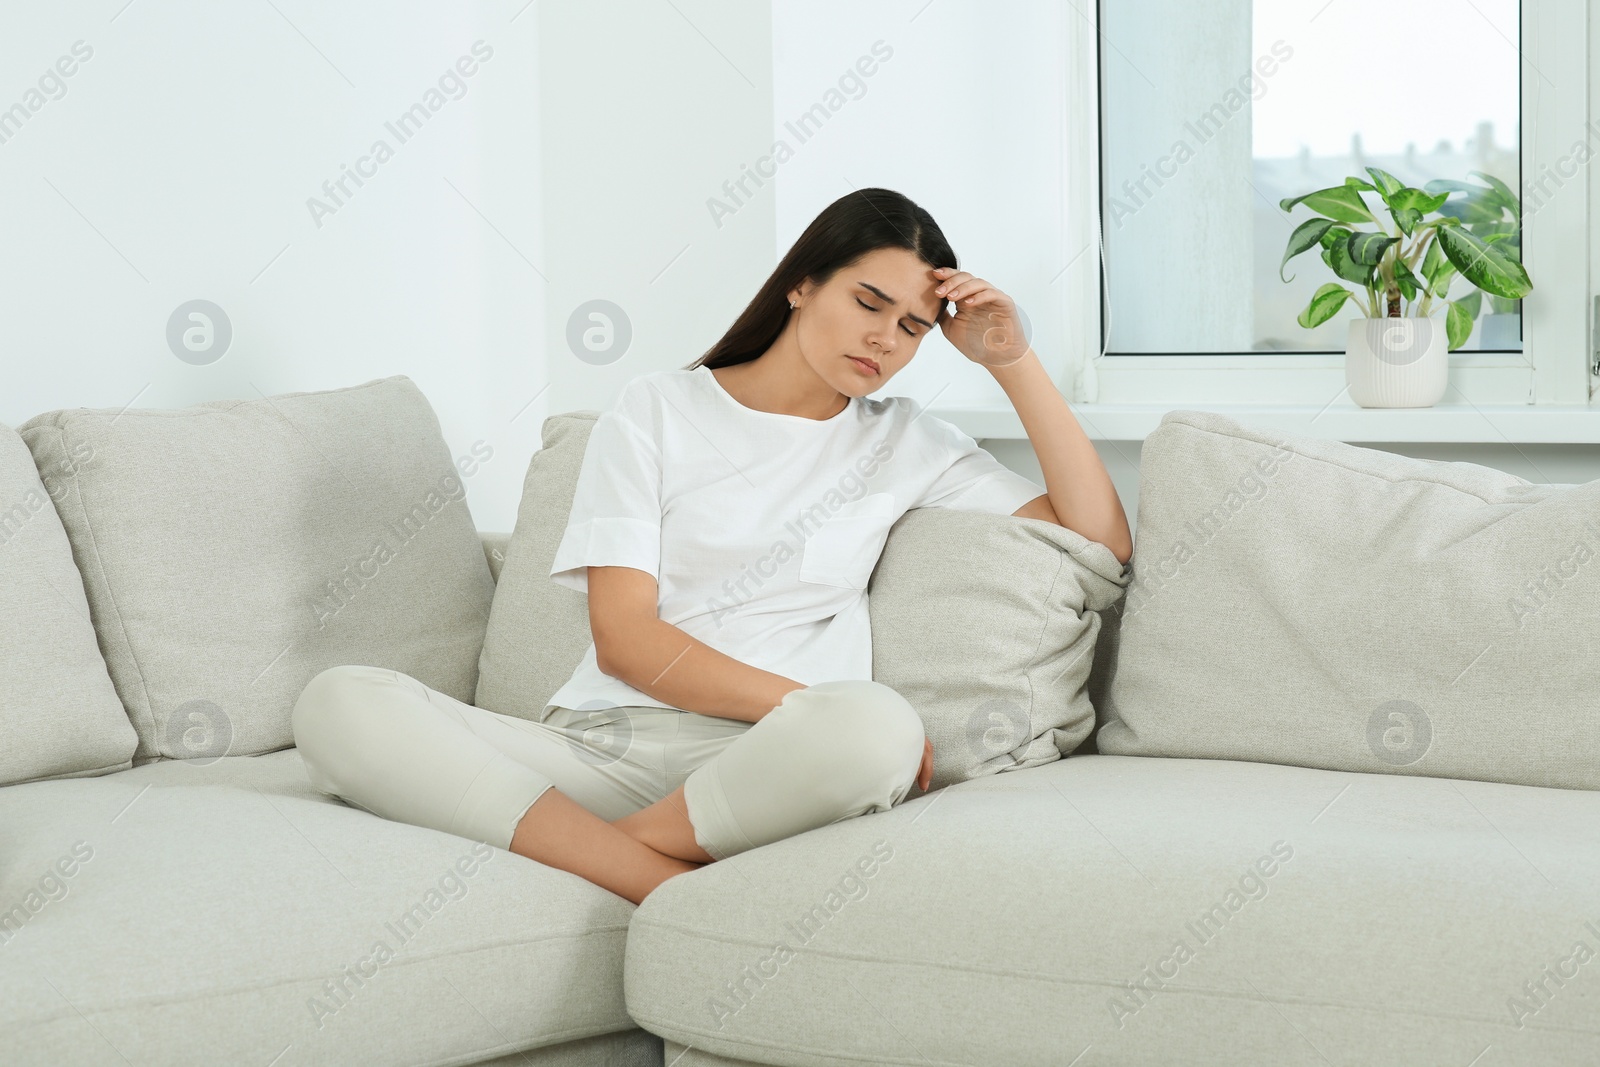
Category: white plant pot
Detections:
[{"x1": 1345, "y1": 317, "x2": 1447, "y2": 408}]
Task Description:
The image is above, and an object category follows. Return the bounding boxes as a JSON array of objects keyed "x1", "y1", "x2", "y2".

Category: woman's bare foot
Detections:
[
  {"x1": 509, "y1": 787, "x2": 702, "y2": 905},
  {"x1": 611, "y1": 784, "x2": 718, "y2": 864}
]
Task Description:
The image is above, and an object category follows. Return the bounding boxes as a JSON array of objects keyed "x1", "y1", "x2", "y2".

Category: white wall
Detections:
[
  {"x1": 536, "y1": 0, "x2": 774, "y2": 416},
  {"x1": 772, "y1": 0, "x2": 1073, "y2": 409},
  {"x1": 2, "y1": 1, "x2": 541, "y2": 532}
]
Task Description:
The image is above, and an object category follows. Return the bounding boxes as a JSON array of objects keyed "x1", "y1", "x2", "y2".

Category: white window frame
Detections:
[{"x1": 981, "y1": 0, "x2": 1599, "y2": 444}]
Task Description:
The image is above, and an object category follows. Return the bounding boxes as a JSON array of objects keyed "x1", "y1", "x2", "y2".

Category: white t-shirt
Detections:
[{"x1": 544, "y1": 363, "x2": 1046, "y2": 715}]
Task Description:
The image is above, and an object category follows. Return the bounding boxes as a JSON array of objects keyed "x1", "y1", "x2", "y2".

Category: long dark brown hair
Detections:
[{"x1": 683, "y1": 187, "x2": 957, "y2": 372}]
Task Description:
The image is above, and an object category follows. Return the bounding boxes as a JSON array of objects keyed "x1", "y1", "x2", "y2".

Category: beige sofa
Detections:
[
  {"x1": 5, "y1": 377, "x2": 1596, "y2": 1067},
  {"x1": 2, "y1": 375, "x2": 666, "y2": 1066}
]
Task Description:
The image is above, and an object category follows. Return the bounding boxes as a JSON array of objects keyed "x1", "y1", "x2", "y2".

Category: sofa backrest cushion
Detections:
[
  {"x1": 18, "y1": 376, "x2": 495, "y2": 765},
  {"x1": 476, "y1": 409, "x2": 1132, "y2": 795},
  {"x1": 1095, "y1": 408, "x2": 1598, "y2": 790},
  {"x1": 474, "y1": 410, "x2": 601, "y2": 721},
  {"x1": 0, "y1": 423, "x2": 137, "y2": 785}
]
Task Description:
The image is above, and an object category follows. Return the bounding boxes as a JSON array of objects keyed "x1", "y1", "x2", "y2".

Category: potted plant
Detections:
[
  {"x1": 1278, "y1": 167, "x2": 1533, "y2": 408},
  {"x1": 1432, "y1": 174, "x2": 1524, "y2": 349}
]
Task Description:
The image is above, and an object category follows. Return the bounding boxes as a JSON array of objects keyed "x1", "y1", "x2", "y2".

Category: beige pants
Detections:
[{"x1": 290, "y1": 665, "x2": 925, "y2": 861}]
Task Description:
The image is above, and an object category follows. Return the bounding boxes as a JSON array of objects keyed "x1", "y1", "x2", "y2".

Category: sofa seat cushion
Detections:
[
  {"x1": 626, "y1": 754, "x2": 1600, "y2": 1067},
  {"x1": 0, "y1": 749, "x2": 644, "y2": 1066}
]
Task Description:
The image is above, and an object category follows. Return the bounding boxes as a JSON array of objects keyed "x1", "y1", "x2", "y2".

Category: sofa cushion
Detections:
[
  {"x1": 0, "y1": 423, "x2": 136, "y2": 786},
  {"x1": 869, "y1": 506, "x2": 1128, "y2": 792},
  {"x1": 475, "y1": 410, "x2": 601, "y2": 721},
  {"x1": 0, "y1": 748, "x2": 655, "y2": 1065},
  {"x1": 626, "y1": 754, "x2": 1600, "y2": 1066},
  {"x1": 18, "y1": 376, "x2": 495, "y2": 764},
  {"x1": 1094, "y1": 409, "x2": 1599, "y2": 791}
]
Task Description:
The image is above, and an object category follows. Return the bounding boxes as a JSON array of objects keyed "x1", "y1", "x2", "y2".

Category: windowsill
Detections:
[{"x1": 935, "y1": 400, "x2": 1600, "y2": 444}]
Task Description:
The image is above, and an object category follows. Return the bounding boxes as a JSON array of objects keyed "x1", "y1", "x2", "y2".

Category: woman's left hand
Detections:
[
  {"x1": 932, "y1": 266, "x2": 1032, "y2": 370},
  {"x1": 917, "y1": 736, "x2": 934, "y2": 792}
]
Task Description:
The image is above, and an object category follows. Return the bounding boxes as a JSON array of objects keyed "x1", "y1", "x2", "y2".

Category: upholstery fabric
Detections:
[
  {"x1": 475, "y1": 410, "x2": 602, "y2": 721},
  {"x1": 18, "y1": 376, "x2": 495, "y2": 764},
  {"x1": 870, "y1": 506, "x2": 1128, "y2": 792},
  {"x1": 627, "y1": 753, "x2": 1600, "y2": 1066},
  {"x1": 0, "y1": 747, "x2": 646, "y2": 1066},
  {"x1": 0, "y1": 422, "x2": 136, "y2": 786},
  {"x1": 1095, "y1": 409, "x2": 1598, "y2": 790}
]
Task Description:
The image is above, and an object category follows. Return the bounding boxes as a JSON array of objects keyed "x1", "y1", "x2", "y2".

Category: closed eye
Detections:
[{"x1": 857, "y1": 297, "x2": 918, "y2": 336}]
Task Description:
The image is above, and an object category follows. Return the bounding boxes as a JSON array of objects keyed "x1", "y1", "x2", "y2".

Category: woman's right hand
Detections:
[{"x1": 916, "y1": 737, "x2": 934, "y2": 792}]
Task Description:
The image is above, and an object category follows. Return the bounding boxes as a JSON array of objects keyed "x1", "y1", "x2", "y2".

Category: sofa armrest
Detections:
[{"x1": 479, "y1": 531, "x2": 512, "y2": 584}]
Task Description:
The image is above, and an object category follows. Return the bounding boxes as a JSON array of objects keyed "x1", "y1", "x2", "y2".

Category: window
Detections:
[
  {"x1": 1066, "y1": 0, "x2": 1593, "y2": 410},
  {"x1": 1102, "y1": 0, "x2": 1522, "y2": 355}
]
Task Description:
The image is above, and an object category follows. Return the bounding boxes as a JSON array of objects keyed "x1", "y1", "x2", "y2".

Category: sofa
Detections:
[{"x1": 4, "y1": 375, "x2": 1596, "y2": 1067}]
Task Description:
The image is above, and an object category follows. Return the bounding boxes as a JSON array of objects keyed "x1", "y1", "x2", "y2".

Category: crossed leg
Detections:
[
  {"x1": 613, "y1": 679, "x2": 925, "y2": 867},
  {"x1": 294, "y1": 667, "x2": 920, "y2": 907},
  {"x1": 293, "y1": 664, "x2": 702, "y2": 907},
  {"x1": 508, "y1": 786, "x2": 705, "y2": 905},
  {"x1": 610, "y1": 784, "x2": 716, "y2": 864}
]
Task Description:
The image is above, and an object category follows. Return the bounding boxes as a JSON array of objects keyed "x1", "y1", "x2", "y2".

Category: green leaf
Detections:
[
  {"x1": 1318, "y1": 224, "x2": 1353, "y2": 250},
  {"x1": 1325, "y1": 237, "x2": 1375, "y2": 286},
  {"x1": 1391, "y1": 188, "x2": 1452, "y2": 216},
  {"x1": 1437, "y1": 192, "x2": 1504, "y2": 226},
  {"x1": 1373, "y1": 181, "x2": 1450, "y2": 237},
  {"x1": 1343, "y1": 176, "x2": 1378, "y2": 192},
  {"x1": 1421, "y1": 235, "x2": 1455, "y2": 298},
  {"x1": 1445, "y1": 300, "x2": 1474, "y2": 351},
  {"x1": 1473, "y1": 221, "x2": 1517, "y2": 241},
  {"x1": 1469, "y1": 170, "x2": 1520, "y2": 220},
  {"x1": 1297, "y1": 283, "x2": 1355, "y2": 329},
  {"x1": 1435, "y1": 223, "x2": 1534, "y2": 299},
  {"x1": 1455, "y1": 287, "x2": 1482, "y2": 321},
  {"x1": 1422, "y1": 178, "x2": 1479, "y2": 196},
  {"x1": 1279, "y1": 184, "x2": 1377, "y2": 224},
  {"x1": 1365, "y1": 167, "x2": 1405, "y2": 199},
  {"x1": 1391, "y1": 207, "x2": 1423, "y2": 236},
  {"x1": 1393, "y1": 259, "x2": 1421, "y2": 302},
  {"x1": 1347, "y1": 232, "x2": 1400, "y2": 265},
  {"x1": 1280, "y1": 217, "x2": 1338, "y2": 282},
  {"x1": 1420, "y1": 231, "x2": 1445, "y2": 273},
  {"x1": 1424, "y1": 177, "x2": 1512, "y2": 222}
]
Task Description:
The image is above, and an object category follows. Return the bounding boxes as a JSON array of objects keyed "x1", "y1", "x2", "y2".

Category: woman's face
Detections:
[{"x1": 789, "y1": 247, "x2": 946, "y2": 395}]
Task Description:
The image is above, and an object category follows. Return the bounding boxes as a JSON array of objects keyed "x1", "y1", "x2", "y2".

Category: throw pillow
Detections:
[
  {"x1": 870, "y1": 507, "x2": 1130, "y2": 794},
  {"x1": 474, "y1": 410, "x2": 602, "y2": 720}
]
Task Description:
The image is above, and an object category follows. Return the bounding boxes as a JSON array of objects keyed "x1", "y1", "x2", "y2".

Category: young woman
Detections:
[{"x1": 291, "y1": 188, "x2": 1131, "y2": 907}]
